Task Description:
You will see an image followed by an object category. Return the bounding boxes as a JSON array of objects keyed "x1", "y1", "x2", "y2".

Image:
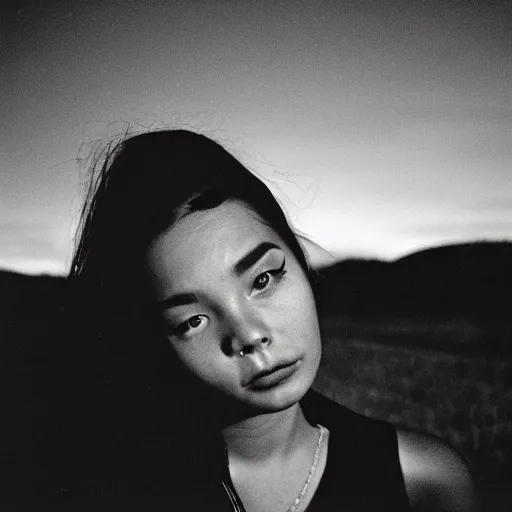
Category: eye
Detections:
[
  {"x1": 254, "y1": 272, "x2": 270, "y2": 290},
  {"x1": 253, "y1": 259, "x2": 287, "y2": 291},
  {"x1": 173, "y1": 315, "x2": 208, "y2": 337}
]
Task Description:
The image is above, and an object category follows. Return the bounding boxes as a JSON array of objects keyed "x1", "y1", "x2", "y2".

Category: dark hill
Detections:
[
  {"x1": 315, "y1": 241, "x2": 512, "y2": 356},
  {"x1": 0, "y1": 270, "x2": 67, "y2": 352},
  {"x1": 0, "y1": 239, "x2": 509, "y2": 362},
  {"x1": 1, "y1": 240, "x2": 511, "y2": 357}
]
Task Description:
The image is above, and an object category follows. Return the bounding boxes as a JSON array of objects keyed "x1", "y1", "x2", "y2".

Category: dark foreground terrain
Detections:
[{"x1": 1, "y1": 241, "x2": 511, "y2": 509}]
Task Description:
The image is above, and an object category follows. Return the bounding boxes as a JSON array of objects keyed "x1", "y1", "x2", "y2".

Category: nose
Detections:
[
  {"x1": 223, "y1": 305, "x2": 272, "y2": 357},
  {"x1": 235, "y1": 336, "x2": 271, "y2": 357}
]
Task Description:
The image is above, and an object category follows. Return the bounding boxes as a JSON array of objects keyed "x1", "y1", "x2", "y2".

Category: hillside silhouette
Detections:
[
  {"x1": 0, "y1": 241, "x2": 511, "y2": 370},
  {"x1": 1, "y1": 240, "x2": 510, "y2": 364},
  {"x1": 314, "y1": 241, "x2": 512, "y2": 356}
]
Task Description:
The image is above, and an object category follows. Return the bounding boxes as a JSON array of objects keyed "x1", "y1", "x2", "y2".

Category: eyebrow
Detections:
[
  {"x1": 158, "y1": 242, "x2": 281, "y2": 311},
  {"x1": 233, "y1": 242, "x2": 280, "y2": 277},
  {"x1": 158, "y1": 292, "x2": 198, "y2": 311}
]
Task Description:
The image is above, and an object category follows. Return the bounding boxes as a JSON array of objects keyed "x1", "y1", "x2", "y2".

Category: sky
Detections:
[{"x1": 2, "y1": 0, "x2": 511, "y2": 275}]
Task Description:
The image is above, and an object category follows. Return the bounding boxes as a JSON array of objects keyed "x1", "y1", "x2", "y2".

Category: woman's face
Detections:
[{"x1": 146, "y1": 200, "x2": 321, "y2": 414}]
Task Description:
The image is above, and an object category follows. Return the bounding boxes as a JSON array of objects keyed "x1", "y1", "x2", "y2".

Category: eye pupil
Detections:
[
  {"x1": 255, "y1": 273, "x2": 269, "y2": 289},
  {"x1": 189, "y1": 316, "x2": 202, "y2": 328}
]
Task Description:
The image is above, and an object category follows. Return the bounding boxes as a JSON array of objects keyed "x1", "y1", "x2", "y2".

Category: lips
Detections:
[{"x1": 246, "y1": 360, "x2": 299, "y2": 390}]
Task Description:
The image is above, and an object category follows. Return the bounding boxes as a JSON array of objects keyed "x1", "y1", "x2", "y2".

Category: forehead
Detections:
[{"x1": 146, "y1": 201, "x2": 285, "y2": 294}]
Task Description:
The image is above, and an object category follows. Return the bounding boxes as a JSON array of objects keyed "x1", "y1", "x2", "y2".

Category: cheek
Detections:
[
  {"x1": 284, "y1": 280, "x2": 319, "y2": 331},
  {"x1": 287, "y1": 284, "x2": 322, "y2": 359}
]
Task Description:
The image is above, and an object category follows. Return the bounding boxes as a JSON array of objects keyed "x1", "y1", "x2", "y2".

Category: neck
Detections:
[{"x1": 222, "y1": 403, "x2": 312, "y2": 465}]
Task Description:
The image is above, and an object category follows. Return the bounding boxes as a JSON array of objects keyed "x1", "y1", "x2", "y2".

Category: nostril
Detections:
[
  {"x1": 221, "y1": 337, "x2": 256, "y2": 357},
  {"x1": 239, "y1": 346, "x2": 254, "y2": 357},
  {"x1": 221, "y1": 336, "x2": 234, "y2": 356}
]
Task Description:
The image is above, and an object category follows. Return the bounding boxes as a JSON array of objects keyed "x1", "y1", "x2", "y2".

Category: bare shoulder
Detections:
[{"x1": 396, "y1": 429, "x2": 478, "y2": 511}]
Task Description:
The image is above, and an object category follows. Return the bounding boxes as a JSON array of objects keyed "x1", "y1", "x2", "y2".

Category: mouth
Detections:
[{"x1": 246, "y1": 360, "x2": 300, "y2": 390}]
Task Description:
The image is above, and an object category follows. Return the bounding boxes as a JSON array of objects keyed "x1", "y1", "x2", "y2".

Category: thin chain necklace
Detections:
[
  {"x1": 287, "y1": 424, "x2": 325, "y2": 512},
  {"x1": 222, "y1": 424, "x2": 326, "y2": 512}
]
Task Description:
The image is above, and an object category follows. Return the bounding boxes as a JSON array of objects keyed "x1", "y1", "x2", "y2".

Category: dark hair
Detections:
[
  {"x1": 65, "y1": 130, "x2": 323, "y2": 475},
  {"x1": 70, "y1": 130, "x2": 310, "y2": 293},
  {"x1": 69, "y1": 130, "x2": 315, "y2": 365},
  {"x1": 65, "y1": 129, "x2": 328, "y2": 459}
]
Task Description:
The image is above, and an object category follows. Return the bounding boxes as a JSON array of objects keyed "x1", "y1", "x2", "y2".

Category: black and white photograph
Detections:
[{"x1": 2, "y1": 1, "x2": 511, "y2": 510}]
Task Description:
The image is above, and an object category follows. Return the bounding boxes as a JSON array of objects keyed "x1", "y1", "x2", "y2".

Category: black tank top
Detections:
[
  {"x1": 216, "y1": 390, "x2": 411, "y2": 511},
  {"x1": 299, "y1": 390, "x2": 411, "y2": 511},
  {"x1": 30, "y1": 390, "x2": 410, "y2": 511}
]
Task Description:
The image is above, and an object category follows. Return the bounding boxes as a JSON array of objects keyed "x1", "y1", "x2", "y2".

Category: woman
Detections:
[{"x1": 69, "y1": 130, "x2": 476, "y2": 511}]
